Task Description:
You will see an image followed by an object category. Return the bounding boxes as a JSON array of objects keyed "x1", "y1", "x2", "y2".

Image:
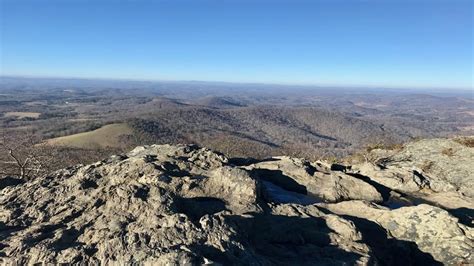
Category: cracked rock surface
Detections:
[{"x1": 1, "y1": 139, "x2": 472, "y2": 265}]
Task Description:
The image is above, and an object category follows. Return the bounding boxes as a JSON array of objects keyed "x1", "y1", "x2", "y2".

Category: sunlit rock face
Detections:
[{"x1": 1, "y1": 139, "x2": 472, "y2": 265}]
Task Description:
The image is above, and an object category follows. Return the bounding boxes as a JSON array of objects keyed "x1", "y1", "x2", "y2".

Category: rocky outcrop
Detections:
[
  {"x1": 247, "y1": 156, "x2": 383, "y2": 203},
  {"x1": 0, "y1": 140, "x2": 472, "y2": 265},
  {"x1": 321, "y1": 201, "x2": 473, "y2": 265},
  {"x1": 352, "y1": 138, "x2": 474, "y2": 197},
  {"x1": 348, "y1": 138, "x2": 474, "y2": 227}
]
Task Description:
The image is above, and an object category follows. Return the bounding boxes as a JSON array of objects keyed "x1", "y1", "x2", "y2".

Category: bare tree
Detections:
[{"x1": 0, "y1": 130, "x2": 56, "y2": 179}]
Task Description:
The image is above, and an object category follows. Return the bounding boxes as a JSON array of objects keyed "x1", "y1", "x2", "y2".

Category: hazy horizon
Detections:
[
  {"x1": 1, "y1": 74, "x2": 473, "y2": 94},
  {"x1": 1, "y1": 0, "x2": 472, "y2": 89}
]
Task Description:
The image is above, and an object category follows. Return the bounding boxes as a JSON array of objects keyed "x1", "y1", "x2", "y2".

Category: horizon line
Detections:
[{"x1": 1, "y1": 73, "x2": 473, "y2": 92}]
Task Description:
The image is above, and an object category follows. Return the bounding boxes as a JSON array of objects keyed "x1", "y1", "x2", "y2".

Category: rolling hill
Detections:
[{"x1": 45, "y1": 123, "x2": 133, "y2": 149}]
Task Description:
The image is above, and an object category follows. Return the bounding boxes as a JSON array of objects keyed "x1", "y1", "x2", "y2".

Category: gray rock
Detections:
[
  {"x1": 0, "y1": 140, "x2": 472, "y2": 265},
  {"x1": 321, "y1": 201, "x2": 473, "y2": 265},
  {"x1": 0, "y1": 144, "x2": 371, "y2": 264},
  {"x1": 352, "y1": 138, "x2": 474, "y2": 197},
  {"x1": 247, "y1": 156, "x2": 383, "y2": 203}
]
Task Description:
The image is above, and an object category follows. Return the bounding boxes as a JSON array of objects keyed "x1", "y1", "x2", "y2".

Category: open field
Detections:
[
  {"x1": 4, "y1": 112, "x2": 41, "y2": 119},
  {"x1": 44, "y1": 123, "x2": 133, "y2": 149}
]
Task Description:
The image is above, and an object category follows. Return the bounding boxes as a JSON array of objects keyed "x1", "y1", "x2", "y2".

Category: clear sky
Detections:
[{"x1": 0, "y1": 0, "x2": 472, "y2": 89}]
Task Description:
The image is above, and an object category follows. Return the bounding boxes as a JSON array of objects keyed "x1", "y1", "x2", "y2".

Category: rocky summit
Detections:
[{"x1": 0, "y1": 138, "x2": 473, "y2": 265}]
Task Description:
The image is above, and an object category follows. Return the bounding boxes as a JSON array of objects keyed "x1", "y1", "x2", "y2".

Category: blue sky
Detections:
[{"x1": 0, "y1": 0, "x2": 472, "y2": 89}]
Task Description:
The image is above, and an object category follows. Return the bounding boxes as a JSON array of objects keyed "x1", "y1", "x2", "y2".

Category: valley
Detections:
[{"x1": 1, "y1": 77, "x2": 472, "y2": 171}]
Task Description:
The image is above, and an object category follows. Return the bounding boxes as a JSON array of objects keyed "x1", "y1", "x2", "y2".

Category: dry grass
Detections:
[
  {"x1": 420, "y1": 160, "x2": 434, "y2": 173},
  {"x1": 454, "y1": 137, "x2": 474, "y2": 148},
  {"x1": 321, "y1": 155, "x2": 339, "y2": 164},
  {"x1": 365, "y1": 142, "x2": 404, "y2": 153},
  {"x1": 343, "y1": 142, "x2": 405, "y2": 165},
  {"x1": 45, "y1": 123, "x2": 133, "y2": 149},
  {"x1": 4, "y1": 112, "x2": 41, "y2": 119},
  {"x1": 441, "y1": 148, "x2": 455, "y2": 157}
]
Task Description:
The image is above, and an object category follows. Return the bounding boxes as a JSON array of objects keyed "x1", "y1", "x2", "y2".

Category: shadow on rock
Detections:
[
  {"x1": 339, "y1": 215, "x2": 442, "y2": 266},
  {"x1": 221, "y1": 213, "x2": 367, "y2": 265},
  {"x1": 260, "y1": 181, "x2": 320, "y2": 206},
  {"x1": 228, "y1": 157, "x2": 281, "y2": 166},
  {"x1": 188, "y1": 243, "x2": 234, "y2": 265},
  {"x1": 175, "y1": 197, "x2": 227, "y2": 222},
  {"x1": 449, "y1": 207, "x2": 474, "y2": 227},
  {"x1": 0, "y1": 223, "x2": 26, "y2": 242},
  {"x1": 159, "y1": 162, "x2": 191, "y2": 177},
  {"x1": 346, "y1": 173, "x2": 392, "y2": 202},
  {"x1": 251, "y1": 169, "x2": 307, "y2": 195},
  {"x1": 0, "y1": 177, "x2": 25, "y2": 190}
]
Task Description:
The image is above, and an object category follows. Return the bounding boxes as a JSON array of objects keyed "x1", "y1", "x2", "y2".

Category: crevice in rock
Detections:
[
  {"x1": 228, "y1": 157, "x2": 280, "y2": 167},
  {"x1": 250, "y1": 169, "x2": 307, "y2": 195},
  {"x1": 346, "y1": 173, "x2": 392, "y2": 202},
  {"x1": 175, "y1": 196, "x2": 227, "y2": 222},
  {"x1": 0, "y1": 177, "x2": 25, "y2": 190}
]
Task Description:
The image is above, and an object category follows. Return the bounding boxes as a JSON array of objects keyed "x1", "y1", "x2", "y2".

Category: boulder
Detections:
[
  {"x1": 321, "y1": 201, "x2": 474, "y2": 265},
  {"x1": 247, "y1": 156, "x2": 383, "y2": 203}
]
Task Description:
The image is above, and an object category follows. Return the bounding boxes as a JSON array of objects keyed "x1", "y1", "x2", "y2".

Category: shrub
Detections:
[
  {"x1": 420, "y1": 160, "x2": 434, "y2": 173},
  {"x1": 441, "y1": 148, "x2": 455, "y2": 157},
  {"x1": 454, "y1": 137, "x2": 474, "y2": 148}
]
